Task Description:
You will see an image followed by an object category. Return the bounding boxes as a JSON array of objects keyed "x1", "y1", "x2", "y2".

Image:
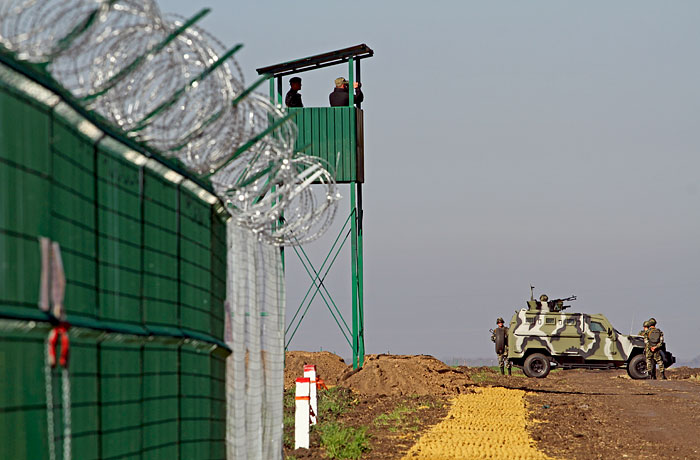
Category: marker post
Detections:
[
  {"x1": 303, "y1": 365, "x2": 318, "y2": 425},
  {"x1": 294, "y1": 377, "x2": 311, "y2": 449}
]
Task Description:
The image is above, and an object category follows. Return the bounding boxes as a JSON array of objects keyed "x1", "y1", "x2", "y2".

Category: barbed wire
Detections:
[{"x1": 0, "y1": 0, "x2": 339, "y2": 245}]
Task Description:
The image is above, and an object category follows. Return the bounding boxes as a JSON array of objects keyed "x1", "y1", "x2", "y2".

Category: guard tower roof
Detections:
[{"x1": 256, "y1": 44, "x2": 374, "y2": 78}]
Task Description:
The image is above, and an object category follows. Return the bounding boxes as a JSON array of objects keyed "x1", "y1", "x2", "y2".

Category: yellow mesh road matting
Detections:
[{"x1": 402, "y1": 387, "x2": 553, "y2": 460}]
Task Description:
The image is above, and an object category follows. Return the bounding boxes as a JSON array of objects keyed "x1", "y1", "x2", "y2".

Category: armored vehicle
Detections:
[{"x1": 507, "y1": 294, "x2": 676, "y2": 379}]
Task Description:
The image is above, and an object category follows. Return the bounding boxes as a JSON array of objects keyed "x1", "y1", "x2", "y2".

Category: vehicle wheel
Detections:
[
  {"x1": 523, "y1": 353, "x2": 551, "y2": 378},
  {"x1": 627, "y1": 354, "x2": 648, "y2": 380}
]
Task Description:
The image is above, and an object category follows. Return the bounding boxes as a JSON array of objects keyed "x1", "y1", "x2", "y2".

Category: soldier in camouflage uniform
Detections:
[
  {"x1": 638, "y1": 321, "x2": 649, "y2": 337},
  {"x1": 639, "y1": 321, "x2": 654, "y2": 378},
  {"x1": 645, "y1": 318, "x2": 666, "y2": 380},
  {"x1": 491, "y1": 317, "x2": 511, "y2": 375}
]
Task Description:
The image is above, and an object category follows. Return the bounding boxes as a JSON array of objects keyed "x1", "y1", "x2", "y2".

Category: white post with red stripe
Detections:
[
  {"x1": 303, "y1": 365, "x2": 318, "y2": 425},
  {"x1": 294, "y1": 377, "x2": 311, "y2": 449}
]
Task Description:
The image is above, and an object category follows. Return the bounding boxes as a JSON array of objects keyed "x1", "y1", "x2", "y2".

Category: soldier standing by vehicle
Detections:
[
  {"x1": 639, "y1": 321, "x2": 654, "y2": 378},
  {"x1": 646, "y1": 318, "x2": 666, "y2": 380},
  {"x1": 491, "y1": 317, "x2": 511, "y2": 375},
  {"x1": 638, "y1": 321, "x2": 649, "y2": 336}
]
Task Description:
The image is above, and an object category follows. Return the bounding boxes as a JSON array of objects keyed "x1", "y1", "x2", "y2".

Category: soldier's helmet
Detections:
[
  {"x1": 643, "y1": 321, "x2": 650, "y2": 328},
  {"x1": 648, "y1": 318, "x2": 657, "y2": 326},
  {"x1": 539, "y1": 294, "x2": 549, "y2": 302},
  {"x1": 496, "y1": 317, "x2": 505, "y2": 324}
]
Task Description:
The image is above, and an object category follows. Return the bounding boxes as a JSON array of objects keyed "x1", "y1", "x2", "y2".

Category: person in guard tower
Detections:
[
  {"x1": 329, "y1": 77, "x2": 363, "y2": 107},
  {"x1": 285, "y1": 76, "x2": 303, "y2": 108}
]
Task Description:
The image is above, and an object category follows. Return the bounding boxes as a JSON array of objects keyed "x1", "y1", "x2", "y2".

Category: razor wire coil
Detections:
[{"x1": 0, "y1": 0, "x2": 339, "y2": 245}]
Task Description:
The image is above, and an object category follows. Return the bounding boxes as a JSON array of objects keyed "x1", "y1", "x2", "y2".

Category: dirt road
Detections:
[{"x1": 503, "y1": 369, "x2": 700, "y2": 460}]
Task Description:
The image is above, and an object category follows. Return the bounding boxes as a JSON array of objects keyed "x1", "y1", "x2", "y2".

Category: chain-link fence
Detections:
[{"x1": 225, "y1": 223, "x2": 285, "y2": 460}]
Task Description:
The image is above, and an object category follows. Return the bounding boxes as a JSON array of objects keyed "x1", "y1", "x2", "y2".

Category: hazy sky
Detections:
[{"x1": 169, "y1": 1, "x2": 700, "y2": 363}]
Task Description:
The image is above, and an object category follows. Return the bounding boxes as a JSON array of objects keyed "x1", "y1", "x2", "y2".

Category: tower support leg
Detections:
[
  {"x1": 357, "y1": 183, "x2": 364, "y2": 367},
  {"x1": 350, "y1": 183, "x2": 364, "y2": 369}
]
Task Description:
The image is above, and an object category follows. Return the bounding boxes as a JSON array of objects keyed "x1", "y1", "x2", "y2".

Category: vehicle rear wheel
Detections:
[
  {"x1": 627, "y1": 354, "x2": 648, "y2": 380},
  {"x1": 523, "y1": 353, "x2": 551, "y2": 378}
]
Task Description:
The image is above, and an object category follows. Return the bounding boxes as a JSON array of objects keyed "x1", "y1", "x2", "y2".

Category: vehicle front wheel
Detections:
[
  {"x1": 627, "y1": 354, "x2": 648, "y2": 380},
  {"x1": 523, "y1": 353, "x2": 551, "y2": 378}
]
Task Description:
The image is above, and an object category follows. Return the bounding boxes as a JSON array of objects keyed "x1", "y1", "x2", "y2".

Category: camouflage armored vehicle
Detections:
[{"x1": 507, "y1": 294, "x2": 676, "y2": 379}]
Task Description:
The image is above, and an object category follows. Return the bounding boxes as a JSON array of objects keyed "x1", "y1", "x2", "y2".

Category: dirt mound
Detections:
[
  {"x1": 667, "y1": 366, "x2": 700, "y2": 380},
  {"x1": 339, "y1": 354, "x2": 473, "y2": 396},
  {"x1": 284, "y1": 351, "x2": 351, "y2": 389}
]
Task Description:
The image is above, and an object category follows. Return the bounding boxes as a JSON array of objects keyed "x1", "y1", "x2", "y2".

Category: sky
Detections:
[{"x1": 169, "y1": 1, "x2": 700, "y2": 364}]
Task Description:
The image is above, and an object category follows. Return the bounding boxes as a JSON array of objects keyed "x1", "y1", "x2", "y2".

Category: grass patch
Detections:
[
  {"x1": 373, "y1": 395, "x2": 440, "y2": 433},
  {"x1": 470, "y1": 370, "x2": 496, "y2": 383},
  {"x1": 468, "y1": 366, "x2": 531, "y2": 383},
  {"x1": 374, "y1": 404, "x2": 416, "y2": 432},
  {"x1": 316, "y1": 422, "x2": 370, "y2": 460},
  {"x1": 283, "y1": 388, "x2": 297, "y2": 449},
  {"x1": 283, "y1": 386, "x2": 359, "y2": 452},
  {"x1": 318, "y1": 386, "x2": 357, "y2": 420}
]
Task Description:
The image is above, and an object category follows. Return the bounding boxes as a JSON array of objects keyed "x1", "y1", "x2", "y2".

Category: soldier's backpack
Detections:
[{"x1": 648, "y1": 328, "x2": 662, "y2": 346}]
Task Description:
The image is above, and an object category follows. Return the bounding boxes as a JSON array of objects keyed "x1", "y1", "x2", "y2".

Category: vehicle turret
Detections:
[{"x1": 526, "y1": 295, "x2": 576, "y2": 313}]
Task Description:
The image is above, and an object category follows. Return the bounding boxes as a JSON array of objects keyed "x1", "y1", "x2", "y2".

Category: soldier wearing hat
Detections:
[
  {"x1": 285, "y1": 77, "x2": 303, "y2": 108},
  {"x1": 490, "y1": 317, "x2": 511, "y2": 375},
  {"x1": 638, "y1": 321, "x2": 650, "y2": 336},
  {"x1": 645, "y1": 318, "x2": 666, "y2": 380},
  {"x1": 329, "y1": 77, "x2": 364, "y2": 107},
  {"x1": 639, "y1": 320, "x2": 654, "y2": 378}
]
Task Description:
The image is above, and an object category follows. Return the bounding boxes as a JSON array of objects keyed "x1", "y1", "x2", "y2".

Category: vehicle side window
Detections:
[
  {"x1": 590, "y1": 321, "x2": 606, "y2": 332},
  {"x1": 545, "y1": 317, "x2": 555, "y2": 324},
  {"x1": 566, "y1": 319, "x2": 576, "y2": 326}
]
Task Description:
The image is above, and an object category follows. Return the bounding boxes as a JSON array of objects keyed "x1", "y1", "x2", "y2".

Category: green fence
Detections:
[
  {"x1": 0, "y1": 54, "x2": 229, "y2": 459},
  {"x1": 289, "y1": 107, "x2": 364, "y2": 183}
]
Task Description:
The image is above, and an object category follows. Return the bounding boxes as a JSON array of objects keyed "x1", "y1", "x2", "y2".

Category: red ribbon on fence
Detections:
[{"x1": 48, "y1": 323, "x2": 70, "y2": 368}]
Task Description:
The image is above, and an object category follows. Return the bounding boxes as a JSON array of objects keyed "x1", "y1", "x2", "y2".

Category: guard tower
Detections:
[{"x1": 257, "y1": 44, "x2": 374, "y2": 368}]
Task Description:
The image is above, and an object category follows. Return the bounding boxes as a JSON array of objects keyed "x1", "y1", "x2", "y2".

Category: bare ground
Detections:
[{"x1": 285, "y1": 352, "x2": 700, "y2": 459}]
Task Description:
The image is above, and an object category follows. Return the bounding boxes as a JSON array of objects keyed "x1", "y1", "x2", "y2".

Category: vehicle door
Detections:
[{"x1": 582, "y1": 316, "x2": 618, "y2": 361}]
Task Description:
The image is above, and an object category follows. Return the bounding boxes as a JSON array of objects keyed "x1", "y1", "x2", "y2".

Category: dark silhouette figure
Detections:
[{"x1": 285, "y1": 76, "x2": 303, "y2": 108}]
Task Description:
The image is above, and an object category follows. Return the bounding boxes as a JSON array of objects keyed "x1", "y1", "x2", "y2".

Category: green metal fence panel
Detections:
[
  {"x1": 0, "y1": 57, "x2": 230, "y2": 460},
  {"x1": 143, "y1": 343, "x2": 179, "y2": 460},
  {"x1": 0, "y1": 330, "x2": 50, "y2": 460},
  {"x1": 100, "y1": 342, "x2": 142, "y2": 460},
  {"x1": 335, "y1": 108, "x2": 346, "y2": 178},
  {"x1": 179, "y1": 187, "x2": 212, "y2": 337},
  {"x1": 180, "y1": 344, "x2": 211, "y2": 460},
  {"x1": 69, "y1": 337, "x2": 99, "y2": 460},
  {"x1": 96, "y1": 144, "x2": 142, "y2": 326},
  {"x1": 143, "y1": 170, "x2": 179, "y2": 332},
  {"x1": 51, "y1": 114, "x2": 98, "y2": 322},
  {"x1": 210, "y1": 209, "x2": 226, "y2": 341},
  {"x1": 0, "y1": 86, "x2": 51, "y2": 173},
  {"x1": 0, "y1": 86, "x2": 51, "y2": 318},
  {"x1": 209, "y1": 352, "x2": 227, "y2": 460},
  {"x1": 289, "y1": 106, "x2": 363, "y2": 182}
]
